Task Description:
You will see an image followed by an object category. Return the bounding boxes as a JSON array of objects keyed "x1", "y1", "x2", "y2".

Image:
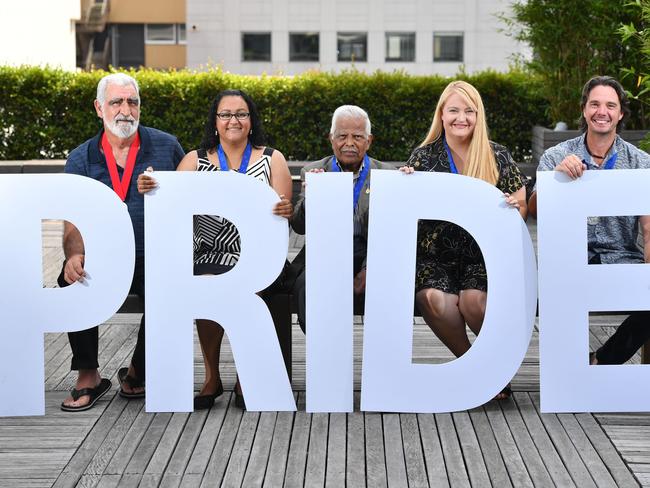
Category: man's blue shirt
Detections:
[{"x1": 65, "y1": 126, "x2": 184, "y2": 256}]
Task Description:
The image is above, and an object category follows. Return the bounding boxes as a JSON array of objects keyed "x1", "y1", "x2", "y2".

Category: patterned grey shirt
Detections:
[{"x1": 537, "y1": 134, "x2": 650, "y2": 264}]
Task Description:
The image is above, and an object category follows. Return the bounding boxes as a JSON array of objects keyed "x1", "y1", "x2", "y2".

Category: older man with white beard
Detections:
[{"x1": 58, "y1": 73, "x2": 184, "y2": 411}]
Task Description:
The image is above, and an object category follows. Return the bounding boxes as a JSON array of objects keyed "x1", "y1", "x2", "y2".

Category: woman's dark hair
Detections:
[
  {"x1": 200, "y1": 89, "x2": 266, "y2": 150},
  {"x1": 579, "y1": 76, "x2": 631, "y2": 133}
]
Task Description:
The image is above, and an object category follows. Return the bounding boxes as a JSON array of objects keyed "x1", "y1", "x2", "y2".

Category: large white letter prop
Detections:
[
  {"x1": 538, "y1": 169, "x2": 650, "y2": 412},
  {"x1": 145, "y1": 172, "x2": 295, "y2": 412},
  {"x1": 0, "y1": 174, "x2": 135, "y2": 416},
  {"x1": 306, "y1": 172, "x2": 353, "y2": 412},
  {"x1": 361, "y1": 170, "x2": 537, "y2": 412}
]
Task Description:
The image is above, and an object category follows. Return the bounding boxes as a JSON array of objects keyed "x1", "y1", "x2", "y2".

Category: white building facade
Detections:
[
  {"x1": 0, "y1": 0, "x2": 80, "y2": 70},
  {"x1": 186, "y1": 0, "x2": 527, "y2": 75}
]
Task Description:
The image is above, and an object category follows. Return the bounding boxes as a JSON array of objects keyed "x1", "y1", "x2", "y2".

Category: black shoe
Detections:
[
  {"x1": 234, "y1": 390, "x2": 246, "y2": 410},
  {"x1": 193, "y1": 383, "x2": 224, "y2": 410}
]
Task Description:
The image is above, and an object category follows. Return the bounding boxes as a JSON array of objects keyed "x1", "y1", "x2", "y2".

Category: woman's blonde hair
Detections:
[{"x1": 419, "y1": 80, "x2": 498, "y2": 185}]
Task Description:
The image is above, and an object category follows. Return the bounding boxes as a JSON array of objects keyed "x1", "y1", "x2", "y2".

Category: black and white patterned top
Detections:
[{"x1": 193, "y1": 146, "x2": 274, "y2": 266}]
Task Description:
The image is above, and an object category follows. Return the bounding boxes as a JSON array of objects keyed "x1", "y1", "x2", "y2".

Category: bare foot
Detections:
[{"x1": 62, "y1": 369, "x2": 101, "y2": 409}]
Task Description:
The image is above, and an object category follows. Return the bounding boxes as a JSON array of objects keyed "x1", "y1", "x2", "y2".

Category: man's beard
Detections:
[{"x1": 105, "y1": 115, "x2": 139, "y2": 139}]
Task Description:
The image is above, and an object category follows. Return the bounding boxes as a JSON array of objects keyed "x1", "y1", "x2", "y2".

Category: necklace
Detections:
[{"x1": 585, "y1": 139, "x2": 614, "y2": 160}]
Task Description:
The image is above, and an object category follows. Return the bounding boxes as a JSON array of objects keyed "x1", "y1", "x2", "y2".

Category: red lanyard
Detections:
[{"x1": 101, "y1": 131, "x2": 140, "y2": 201}]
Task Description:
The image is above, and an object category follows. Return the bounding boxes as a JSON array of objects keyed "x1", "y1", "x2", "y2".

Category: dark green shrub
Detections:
[{"x1": 0, "y1": 66, "x2": 550, "y2": 163}]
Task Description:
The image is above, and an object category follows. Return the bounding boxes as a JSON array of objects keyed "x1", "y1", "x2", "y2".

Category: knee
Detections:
[
  {"x1": 416, "y1": 288, "x2": 455, "y2": 320},
  {"x1": 458, "y1": 291, "x2": 486, "y2": 322}
]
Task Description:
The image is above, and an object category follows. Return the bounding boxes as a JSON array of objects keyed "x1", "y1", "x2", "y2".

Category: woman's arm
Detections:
[{"x1": 269, "y1": 149, "x2": 293, "y2": 219}]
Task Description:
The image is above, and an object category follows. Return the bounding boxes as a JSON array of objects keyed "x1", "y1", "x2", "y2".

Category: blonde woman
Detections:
[{"x1": 403, "y1": 80, "x2": 526, "y2": 400}]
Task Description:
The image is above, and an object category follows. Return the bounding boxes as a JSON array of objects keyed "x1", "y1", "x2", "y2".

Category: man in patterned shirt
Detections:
[{"x1": 529, "y1": 75, "x2": 650, "y2": 365}]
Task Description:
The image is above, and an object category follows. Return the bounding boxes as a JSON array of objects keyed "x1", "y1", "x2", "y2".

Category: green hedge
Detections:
[{"x1": 0, "y1": 66, "x2": 550, "y2": 163}]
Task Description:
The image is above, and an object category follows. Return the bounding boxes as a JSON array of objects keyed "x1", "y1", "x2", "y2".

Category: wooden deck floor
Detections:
[{"x1": 1, "y1": 221, "x2": 649, "y2": 487}]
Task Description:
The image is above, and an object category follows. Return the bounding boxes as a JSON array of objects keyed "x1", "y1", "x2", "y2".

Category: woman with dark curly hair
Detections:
[
  {"x1": 401, "y1": 80, "x2": 527, "y2": 400},
  {"x1": 138, "y1": 89, "x2": 292, "y2": 410}
]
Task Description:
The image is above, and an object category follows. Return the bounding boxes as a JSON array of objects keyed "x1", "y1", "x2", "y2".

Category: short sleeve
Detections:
[
  {"x1": 64, "y1": 149, "x2": 88, "y2": 177},
  {"x1": 494, "y1": 145, "x2": 526, "y2": 194},
  {"x1": 172, "y1": 140, "x2": 185, "y2": 168}
]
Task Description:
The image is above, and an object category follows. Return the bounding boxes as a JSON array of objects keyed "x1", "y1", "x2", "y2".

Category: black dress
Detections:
[{"x1": 407, "y1": 137, "x2": 525, "y2": 294}]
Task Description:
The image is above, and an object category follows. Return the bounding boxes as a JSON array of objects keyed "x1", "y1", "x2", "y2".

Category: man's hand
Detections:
[
  {"x1": 137, "y1": 166, "x2": 157, "y2": 193},
  {"x1": 273, "y1": 195, "x2": 293, "y2": 219},
  {"x1": 64, "y1": 254, "x2": 86, "y2": 284},
  {"x1": 301, "y1": 168, "x2": 325, "y2": 190},
  {"x1": 399, "y1": 166, "x2": 415, "y2": 174},
  {"x1": 555, "y1": 155, "x2": 587, "y2": 180},
  {"x1": 353, "y1": 268, "x2": 367, "y2": 295}
]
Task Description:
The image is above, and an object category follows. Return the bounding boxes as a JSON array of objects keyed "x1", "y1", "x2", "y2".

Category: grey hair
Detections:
[
  {"x1": 96, "y1": 73, "x2": 140, "y2": 104},
  {"x1": 329, "y1": 105, "x2": 372, "y2": 136}
]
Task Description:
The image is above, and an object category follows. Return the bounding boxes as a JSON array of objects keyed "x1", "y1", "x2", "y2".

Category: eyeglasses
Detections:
[{"x1": 216, "y1": 112, "x2": 250, "y2": 121}]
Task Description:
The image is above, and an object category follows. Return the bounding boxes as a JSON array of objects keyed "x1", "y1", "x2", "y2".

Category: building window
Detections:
[
  {"x1": 242, "y1": 33, "x2": 271, "y2": 61},
  {"x1": 289, "y1": 32, "x2": 319, "y2": 61},
  {"x1": 177, "y1": 24, "x2": 186, "y2": 44},
  {"x1": 337, "y1": 32, "x2": 367, "y2": 62},
  {"x1": 433, "y1": 33, "x2": 463, "y2": 62},
  {"x1": 385, "y1": 32, "x2": 415, "y2": 62},
  {"x1": 145, "y1": 24, "x2": 176, "y2": 44}
]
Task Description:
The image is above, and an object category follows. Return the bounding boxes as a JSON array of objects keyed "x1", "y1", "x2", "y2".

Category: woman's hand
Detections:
[
  {"x1": 399, "y1": 166, "x2": 415, "y2": 174},
  {"x1": 503, "y1": 192, "x2": 520, "y2": 209},
  {"x1": 137, "y1": 166, "x2": 157, "y2": 194},
  {"x1": 273, "y1": 194, "x2": 293, "y2": 219}
]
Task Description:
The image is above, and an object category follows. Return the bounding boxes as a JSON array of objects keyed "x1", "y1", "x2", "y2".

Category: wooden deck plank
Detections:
[
  {"x1": 304, "y1": 413, "x2": 328, "y2": 487},
  {"x1": 514, "y1": 392, "x2": 586, "y2": 487},
  {"x1": 417, "y1": 414, "x2": 450, "y2": 488},
  {"x1": 241, "y1": 411, "x2": 277, "y2": 488},
  {"x1": 576, "y1": 414, "x2": 641, "y2": 487},
  {"x1": 499, "y1": 398, "x2": 554, "y2": 487},
  {"x1": 400, "y1": 414, "x2": 429, "y2": 488},
  {"x1": 283, "y1": 393, "x2": 309, "y2": 488},
  {"x1": 436, "y1": 413, "x2": 470, "y2": 488},
  {"x1": 382, "y1": 414, "x2": 408, "y2": 488},
  {"x1": 262, "y1": 410, "x2": 293, "y2": 488},
  {"x1": 182, "y1": 406, "x2": 223, "y2": 475},
  {"x1": 200, "y1": 396, "x2": 243, "y2": 487},
  {"x1": 468, "y1": 408, "x2": 513, "y2": 487},
  {"x1": 453, "y1": 411, "x2": 492, "y2": 487},
  {"x1": 347, "y1": 410, "x2": 366, "y2": 487},
  {"x1": 365, "y1": 413, "x2": 388, "y2": 488},
  {"x1": 221, "y1": 411, "x2": 260, "y2": 487},
  {"x1": 529, "y1": 393, "x2": 618, "y2": 488},
  {"x1": 123, "y1": 412, "x2": 171, "y2": 475},
  {"x1": 52, "y1": 396, "x2": 129, "y2": 488},
  {"x1": 143, "y1": 412, "x2": 189, "y2": 476},
  {"x1": 325, "y1": 413, "x2": 346, "y2": 488},
  {"x1": 103, "y1": 402, "x2": 152, "y2": 475},
  {"x1": 484, "y1": 401, "x2": 534, "y2": 488}
]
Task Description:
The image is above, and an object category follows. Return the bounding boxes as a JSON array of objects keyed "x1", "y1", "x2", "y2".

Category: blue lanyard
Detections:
[
  {"x1": 603, "y1": 152, "x2": 618, "y2": 170},
  {"x1": 217, "y1": 143, "x2": 252, "y2": 173},
  {"x1": 331, "y1": 154, "x2": 371, "y2": 208},
  {"x1": 442, "y1": 138, "x2": 459, "y2": 174},
  {"x1": 583, "y1": 152, "x2": 618, "y2": 170}
]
